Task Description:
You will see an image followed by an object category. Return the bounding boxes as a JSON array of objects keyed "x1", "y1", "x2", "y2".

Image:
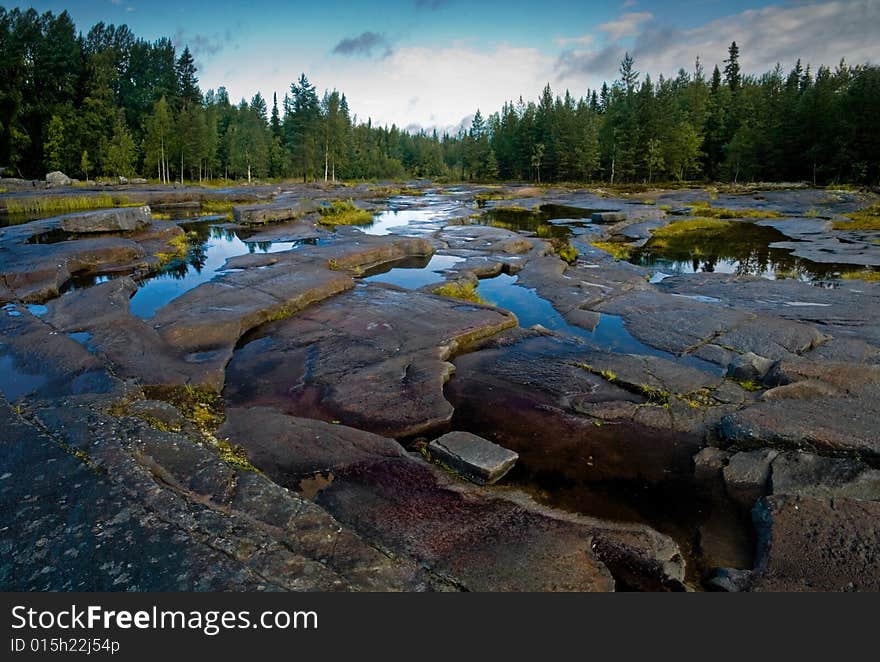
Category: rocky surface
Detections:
[
  {"x1": 2, "y1": 181, "x2": 879, "y2": 592},
  {"x1": 427, "y1": 431, "x2": 519, "y2": 484}
]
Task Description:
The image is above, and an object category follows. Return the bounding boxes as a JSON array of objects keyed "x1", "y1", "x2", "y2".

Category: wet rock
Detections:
[
  {"x1": 233, "y1": 199, "x2": 317, "y2": 224},
  {"x1": 0, "y1": 398, "x2": 435, "y2": 591},
  {"x1": 707, "y1": 567, "x2": 754, "y2": 592},
  {"x1": 722, "y1": 449, "x2": 779, "y2": 508},
  {"x1": 591, "y1": 211, "x2": 627, "y2": 224},
  {"x1": 770, "y1": 452, "x2": 880, "y2": 501},
  {"x1": 726, "y1": 351, "x2": 776, "y2": 383},
  {"x1": 45, "y1": 171, "x2": 71, "y2": 187},
  {"x1": 427, "y1": 431, "x2": 518, "y2": 485},
  {"x1": 58, "y1": 206, "x2": 151, "y2": 233},
  {"x1": 718, "y1": 396, "x2": 880, "y2": 458},
  {"x1": 693, "y1": 447, "x2": 731, "y2": 482},
  {"x1": 219, "y1": 407, "x2": 683, "y2": 591},
  {"x1": 224, "y1": 283, "x2": 517, "y2": 437},
  {"x1": 749, "y1": 494, "x2": 880, "y2": 591},
  {"x1": 448, "y1": 334, "x2": 709, "y2": 483}
]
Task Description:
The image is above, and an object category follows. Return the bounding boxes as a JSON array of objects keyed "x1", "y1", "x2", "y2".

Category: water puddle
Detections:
[
  {"x1": 363, "y1": 254, "x2": 466, "y2": 289},
  {"x1": 0, "y1": 354, "x2": 49, "y2": 401},
  {"x1": 127, "y1": 223, "x2": 312, "y2": 319},
  {"x1": 476, "y1": 204, "x2": 610, "y2": 239},
  {"x1": 627, "y1": 222, "x2": 863, "y2": 282},
  {"x1": 359, "y1": 194, "x2": 464, "y2": 236}
]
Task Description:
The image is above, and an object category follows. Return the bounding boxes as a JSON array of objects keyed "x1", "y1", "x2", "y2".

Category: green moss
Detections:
[
  {"x1": 688, "y1": 201, "x2": 782, "y2": 219},
  {"x1": 432, "y1": 281, "x2": 486, "y2": 304},
  {"x1": 3, "y1": 193, "x2": 133, "y2": 215},
  {"x1": 318, "y1": 200, "x2": 374, "y2": 225},
  {"x1": 142, "y1": 385, "x2": 224, "y2": 433},
  {"x1": 590, "y1": 240, "x2": 633, "y2": 260},
  {"x1": 651, "y1": 218, "x2": 734, "y2": 240},
  {"x1": 210, "y1": 434, "x2": 258, "y2": 472},
  {"x1": 736, "y1": 379, "x2": 764, "y2": 392},
  {"x1": 840, "y1": 269, "x2": 880, "y2": 282},
  {"x1": 834, "y1": 204, "x2": 880, "y2": 230},
  {"x1": 154, "y1": 231, "x2": 190, "y2": 266}
]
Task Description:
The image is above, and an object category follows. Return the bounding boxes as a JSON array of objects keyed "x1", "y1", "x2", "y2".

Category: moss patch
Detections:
[
  {"x1": 840, "y1": 269, "x2": 880, "y2": 282},
  {"x1": 318, "y1": 200, "x2": 374, "y2": 226},
  {"x1": 834, "y1": 204, "x2": 880, "y2": 231},
  {"x1": 142, "y1": 385, "x2": 224, "y2": 433},
  {"x1": 590, "y1": 240, "x2": 633, "y2": 260},
  {"x1": 2, "y1": 193, "x2": 133, "y2": 215},
  {"x1": 432, "y1": 281, "x2": 486, "y2": 304},
  {"x1": 689, "y1": 201, "x2": 782, "y2": 219}
]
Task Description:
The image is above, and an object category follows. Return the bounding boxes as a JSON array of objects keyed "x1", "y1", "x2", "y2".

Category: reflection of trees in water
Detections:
[{"x1": 633, "y1": 223, "x2": 846, "y2": 281}]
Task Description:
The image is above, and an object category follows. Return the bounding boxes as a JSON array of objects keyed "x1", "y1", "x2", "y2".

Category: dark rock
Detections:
[
  {"x1": 749, "y1": 494, "x2": 880, "y2": 591},
  {"x1": 722, "y1": 449, "x2": 779, "y2": 508},
  {"x1": 233, "y1": 199, "x2": 318, "y2": 224},
  {"x1": 693, "y1": 447, "x2": 730, "y2": 482},
  {"x1": 591, "y1": 211, "x2": 627, "y2": 224},
  {"x1": 770, "y1": 451, "x2": 880, "y2": 501},
  {"x1": 224, "y1": 283, "x2": 517, "y2": 437},
  {"x1": 58, "y1": 206, "x2": 151, "y2": 233},
  {"x1": 427, "y1": 431, "x2": 518, "y2": 484}
]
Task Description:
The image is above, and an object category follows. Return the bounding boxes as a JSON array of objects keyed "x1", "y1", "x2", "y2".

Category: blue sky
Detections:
[{"x1": 17, "y1": 1, "x2": 880, "y2": 131}]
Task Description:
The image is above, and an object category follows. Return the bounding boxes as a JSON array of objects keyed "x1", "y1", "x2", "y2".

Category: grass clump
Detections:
[
  {"x1": 689, "y1": 201, "x2": 782, "y2": 219},
  {"x1": 143, "y1": 385, "x2": 225, "y2": 433},
  {"x1": 840, "y1": 269, "x2": 880, "y2": 282},
  {"x1": 154, "y1": 231, "x2": 190, "y2": 266},
  {"x1": 590, "y1": 240, "x2": 633, "y2": 260},
  {"x1": 432, "y1": 281, "x2": 486, "y2": 304},
  {"x1": 318, "y1": 200, "x2": 374, "y2": 225},
  {"x1": 651, "y1": 218, "x2": 734, "y2": 242},
  {"x1": 3, "y1": 193, "x2": 132, "y2": 215},
  {"x1": 834, "y1": 204, "x2": 880, "y2": 231}
]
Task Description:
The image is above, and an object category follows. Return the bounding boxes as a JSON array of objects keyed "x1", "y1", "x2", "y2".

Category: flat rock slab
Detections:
[
  {"x1": 219, "y1": 406, "x2": 686, "y2": 591},
  {"x1": 428, "y1": 431, "x2": 518, "y2": 484},
  {"x1": 749, "y1": 494, "x2": 880, "y2": 591},
  {"x1": 233, "y1": 200, "x2": 317, "y2": 225},
  {"x1": 224, "y1": 283, "x2": 517, "y2": 437},
  {"x1": 58, "y1": 206, "x2": 151, "y2": 233}
]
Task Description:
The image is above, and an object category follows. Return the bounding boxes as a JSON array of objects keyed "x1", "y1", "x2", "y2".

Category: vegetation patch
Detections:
[
  {"x1": 154, "y1": 231, "x2": 190, "y2": 266},
  {"x1": 834, "y1": 204, "x2": 880, "y2": 231},
  {"x1": 650, "y1": 217, "x2": 735, "y2": 241},
  {"x1": 318, "y1": 200, "x2": 374, "y2": 225},
  {"x1": 550, "y1": 239, "x2": 578, "y2": 264},
  {"x1": 142, "y1": 385, "x2": 225, "y2": 433},
  {"x1": 2, "y1": 193, "x2": 132, "y2": 216},
  {"x1": 432, "y1": 281, "x2": 486, "y2": 304},
  {"x1": 840, "y1": 269, "x2": 880, "y2": 282},
  {"x1": 689, "y1": 201, "x2": 782, "y2": 219},
  {"x1": 590, "y1": 240, "x2": 633, "y2": 260}
]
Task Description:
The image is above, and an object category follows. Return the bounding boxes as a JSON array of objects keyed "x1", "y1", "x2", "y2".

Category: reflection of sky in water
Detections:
[
  {"x1": 0, "y1": 354, "x2": 48, "y2": 401},
  {"x1": 364, "y1": 254, "x2": 465, "y2": 289},
  {"x1": 359, "y1": 196, "x2": 462, "y2": 236},
  {"x1": 478, "y1": 274, "x2": 719, "y2": 372},
  {"x1": 129, "y1": 227, "x2": 303, "y2": 319}
]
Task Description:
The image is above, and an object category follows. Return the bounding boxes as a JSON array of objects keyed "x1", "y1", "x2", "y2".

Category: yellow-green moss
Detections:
[
  {"x1": 3, "y1": 193, "x2": 133, "y2": 215},
  {"x1": 736, "y1": 379, "x2": 764, "y2": 392},
  {"x1": 590, "y1": 240, "x2": 633, "y2": 260},
  {"x1": 318, "y1": 200, "x2": 374, "y2": 225},
  {"x1": 834, "y1": 204, "x2": 880, "y2": 231},
  {"x1": 840, "y1": 269, "x2": 880, "y2": 282},
  {"x1": 142, "y1": 385, "x2": 224, "y2": 433},
  {"x1": 651, "y1": 217, "x2": 734, "y2": 239},
  {"x1": 154, "y1": 231, "x2": 190, "y2": 266},
  {"x1": 432, "y1": 281, "x2": 486, "y2": 304},
  {"x1": 689, "y1": 201, "x2": 782, "y2": 219}
]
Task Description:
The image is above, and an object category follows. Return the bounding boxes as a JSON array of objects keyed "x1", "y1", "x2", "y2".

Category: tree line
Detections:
[{"x1": 2, "y1": 8, "x2": 878, "y2": 185}]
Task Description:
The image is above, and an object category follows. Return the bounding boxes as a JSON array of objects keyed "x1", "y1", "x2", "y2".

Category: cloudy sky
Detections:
[{"x1": 22, "y1": 0, "x2": 880, "y2": 132}]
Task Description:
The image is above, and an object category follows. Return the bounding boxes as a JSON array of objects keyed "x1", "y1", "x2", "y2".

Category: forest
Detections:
[{"x1": 1, "y1": 7, "x2": 879, "y2": 185}]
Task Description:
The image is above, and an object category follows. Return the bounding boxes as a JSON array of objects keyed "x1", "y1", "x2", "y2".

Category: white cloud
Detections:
[
  {"x1": 598, "y1": 12, "x2": 653, "y2": 40},
  {"x1": 557, "y1": 1, "x2": 880, "y2": 90},
  {"x1": 554, "y1": 34, "x2": 595, "y2": 47}
]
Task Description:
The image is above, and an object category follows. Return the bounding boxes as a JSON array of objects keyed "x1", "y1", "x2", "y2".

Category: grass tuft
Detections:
[
  {"x1": 318, "y1": 200, "x2": 374, "y2": 225},
  {"x1": 432, "y1": 281, "x2": 486, "y2": 304},
  {"x1": 590, "y1": 240, "x2": 633, "y2": 260}
]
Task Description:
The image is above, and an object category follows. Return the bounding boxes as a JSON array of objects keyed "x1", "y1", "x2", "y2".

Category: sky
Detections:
[{"x1": 15, "y1": 0, "x2": 880, "y2": 133}]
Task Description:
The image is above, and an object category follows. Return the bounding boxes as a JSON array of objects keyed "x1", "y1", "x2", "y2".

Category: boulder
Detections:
[
  {"x1": 233, "y1": 199, "x2": 318, "y2": 225},
  {"x1": 726, "y1": 351, "x2": 776, "y2": 383},
  {"x1": 722, "y1": 449, "x2": 779, "y2": 508},
  {"x1": 45, "y1": 171, "x2": 71, "y2": 187},
  {"x1": 58, "y1": 206, "x2": 152, "y2": 233},
  {"x1": 591, "y1": 211, "x2": 627, "y2": 224},
  {"x1": 427, "y1": 431, "x2": 518, "y2": 484}
]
